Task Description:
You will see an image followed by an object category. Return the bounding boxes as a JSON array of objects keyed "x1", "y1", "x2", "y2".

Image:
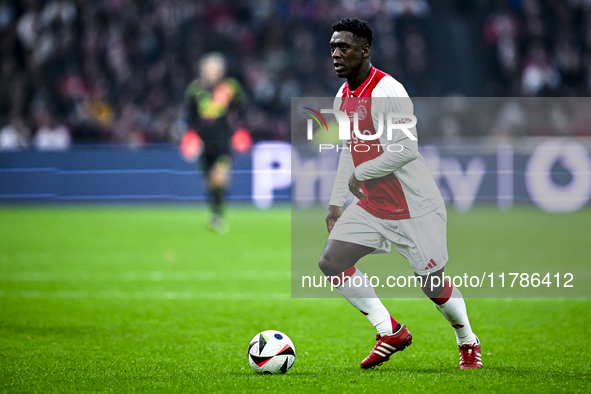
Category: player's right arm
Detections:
[
  {"x1": 182, "y1": 80, "x2": 203, "y2": 132},
  {"x1": 326, "y1": 205, "x2": 342, "y2": 233},
  {"x1": 326, "y1": 142, "x2": 354, "y2": 232}
]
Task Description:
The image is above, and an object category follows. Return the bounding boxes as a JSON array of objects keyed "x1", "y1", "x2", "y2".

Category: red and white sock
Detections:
[
  {"x1": 432, "y1": 281, "x2": 477, "y2": 345},
  {"x1": 331, "y1": 267, "x2": 399, "y2": 337}
]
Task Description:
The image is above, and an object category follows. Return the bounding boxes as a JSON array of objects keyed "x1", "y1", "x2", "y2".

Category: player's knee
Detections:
[
  {"x1": 417, "y1": 273, "x2": 447, "y2": 299},
  {"x1": 318, "y1": 251, "x2": 342, "y2": 276},
  {"x1": 420, "y1": 284, "x2": 440, "y2": 299},
  {"x1": 317, "y1": 252, "x2": 331, "y2": 274}
]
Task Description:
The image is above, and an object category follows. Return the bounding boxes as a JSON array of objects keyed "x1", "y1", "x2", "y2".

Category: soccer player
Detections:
[
  {"x1": 319, "y1": 18, "x2": 482, "y2": 369},
  {"x1": 182, "y1": 53, "x2": 244, "y2": 231}
]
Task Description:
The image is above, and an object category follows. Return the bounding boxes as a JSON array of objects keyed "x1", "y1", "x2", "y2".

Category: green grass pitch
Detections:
[{"x1": 0, "y1": 205, "x2": 590, "y2": 393}]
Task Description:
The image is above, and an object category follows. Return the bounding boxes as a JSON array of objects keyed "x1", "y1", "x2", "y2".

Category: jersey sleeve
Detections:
[
  {"x1": 371, "y1": 76, "x2": 416, "y2": 143},
  {"x1": 354, "y1": 137, "x2": 419, "y2": 181},
  {"x1": 226, "y1": 77, "x2": 247, "y2": 126},
  {"x1": 328, "y1": 83, "x2": 351, "y2": 207},
  {"x1": 182, "y1": 80, "x2": 203, "y2": 129},
  {"x1": 226, "y1": 78, "x2": 245, "y2": 106},
  {"x1": 354, "y1": 76, "x2": 419, "y2": 182},
  {"x1": 328, "y1": 143, "x2": 354, "y2": 207}
]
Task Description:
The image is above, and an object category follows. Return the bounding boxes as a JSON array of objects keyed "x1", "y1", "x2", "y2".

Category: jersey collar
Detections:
[{"x1": 346, "y1": 66, "x2": 376, "y2": 98}]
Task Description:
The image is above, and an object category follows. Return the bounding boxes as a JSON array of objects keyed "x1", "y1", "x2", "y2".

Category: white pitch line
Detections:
[
  {"x1": 0, "y1": 290, "x2": 292, "y2": 301},
  {"x1": 1, "y1": 249, "x2": 291, "y2": 267},
  {"x1": 0, "y1": 270, "x2": 291, "y2": 282},
  {"x1": 0, "y1": 291, "x2": 585, "y2": 302}
]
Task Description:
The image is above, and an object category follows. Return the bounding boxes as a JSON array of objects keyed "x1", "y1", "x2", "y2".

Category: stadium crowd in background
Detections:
[
  {"x1": 485, "y1": 0, "x2": 589, "y2": 97},
  {"x1": 1, "y1": 0, "x2": 591, "y2": 149}
]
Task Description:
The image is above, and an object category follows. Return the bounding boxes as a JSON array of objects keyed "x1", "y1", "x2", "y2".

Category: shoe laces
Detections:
[
  {"x1": 372, "y1": 334, "x2": 390, "y2": 350},
  {"x1": 459, "y1": 343, "x2": 476, "y2": 364},
  {"x1": 374, "y1": 325, "x2": 402, "y2": 343},
  {"x1": 374, "y1": 334, "x2": 385, "y2": 346}
]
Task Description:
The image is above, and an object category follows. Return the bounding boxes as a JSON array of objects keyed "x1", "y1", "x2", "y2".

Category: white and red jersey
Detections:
[{"x1": 328, "y1": 66, "x2": 443, "y2": 219}]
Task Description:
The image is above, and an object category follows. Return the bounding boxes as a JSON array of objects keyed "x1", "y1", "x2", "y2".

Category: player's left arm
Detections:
[
  {"x1": 354, "y1": 137, "x2": 419, "y2": 181},
  {"x1": 227, "y1": 78, "x2": 248, "y2": 128},
  {"x1": 353, "y1": 77, "x2": 419, "y2": 182}
]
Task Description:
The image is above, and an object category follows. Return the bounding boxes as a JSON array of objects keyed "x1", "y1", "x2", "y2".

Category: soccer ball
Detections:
[{"x1": 247, "y1": 330, "x2": 296, "y2": 374}]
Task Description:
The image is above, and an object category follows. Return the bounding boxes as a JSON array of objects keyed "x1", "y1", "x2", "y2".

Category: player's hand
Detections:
[
  {"x1": 348, "y1": 173, "x2": 369, "y2": 200},
  {"x1": 326, "y1": 205, "x2": 342, "y2": 233}
]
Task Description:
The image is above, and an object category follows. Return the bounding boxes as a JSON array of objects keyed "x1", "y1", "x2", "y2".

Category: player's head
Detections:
[
  {"x1": 330, "y1": 18, "x2": 373, "y2": 78},
  {"x1": 199, "y1": 52, "x2": 226, "y2": 85}
]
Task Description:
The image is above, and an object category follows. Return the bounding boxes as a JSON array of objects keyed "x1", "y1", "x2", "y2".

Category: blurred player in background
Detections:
[
  {"x1": 319, "y1": 18, "x2": 481, "y2": 370},
  {"x1": 182, "y1": 53, "x2": 245, "y2": 231}
]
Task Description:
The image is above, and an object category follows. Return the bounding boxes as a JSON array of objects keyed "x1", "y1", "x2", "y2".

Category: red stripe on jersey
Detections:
[
  {"x1": 358, "y1": 174, "x2": 411, "y2": 220},
  {"x1": 430, "y1": 259, "x2": 438, "y2": 267},
  {"x1": 340, "y1": 67, "x2": 411, "y2": 220},
  {"x1": 342, "y1": 67, "x2": 379, "y2": 98}
]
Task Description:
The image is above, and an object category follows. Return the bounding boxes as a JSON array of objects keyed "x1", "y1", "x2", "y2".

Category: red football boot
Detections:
[
  {"x1": 360, "y1": 325, "x2": 412, "y2": 369},
  {"x1": 458, "y1": 337, "x2": 482, "y2": 369}
]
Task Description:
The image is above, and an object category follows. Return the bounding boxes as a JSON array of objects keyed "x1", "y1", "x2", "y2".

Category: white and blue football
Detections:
[{"x1": 247, "y1": 330, "x2": 296, "y2": 374}]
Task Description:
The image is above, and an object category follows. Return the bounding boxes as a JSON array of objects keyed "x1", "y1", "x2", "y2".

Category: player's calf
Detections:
[{"x1": 422, "y1": 272, "x2": 482, "y2": 369}]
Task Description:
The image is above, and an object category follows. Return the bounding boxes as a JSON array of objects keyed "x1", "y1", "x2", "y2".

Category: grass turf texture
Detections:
[{"x1": 0, "y1": 206, "x2": 590, "y2": 393}]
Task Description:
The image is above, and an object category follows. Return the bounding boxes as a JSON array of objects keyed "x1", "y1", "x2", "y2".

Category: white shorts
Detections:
[{"x1": 328, "y1": 203, "x2": 449, "y2": 275}]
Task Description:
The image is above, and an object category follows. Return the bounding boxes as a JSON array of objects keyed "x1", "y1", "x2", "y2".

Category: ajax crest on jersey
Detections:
[{"x1": 247, "y1": 330, "x2": 296, "y2": 374}]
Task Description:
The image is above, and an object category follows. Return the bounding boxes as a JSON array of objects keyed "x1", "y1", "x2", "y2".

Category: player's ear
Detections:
[{"x1": 362, "y1": 44, "x2": 370, "y2": 59}]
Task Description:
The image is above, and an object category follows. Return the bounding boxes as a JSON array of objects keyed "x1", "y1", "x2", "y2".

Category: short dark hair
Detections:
[{"x1": 332, "y1": 18, "x2": 373, "y2": 46}]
